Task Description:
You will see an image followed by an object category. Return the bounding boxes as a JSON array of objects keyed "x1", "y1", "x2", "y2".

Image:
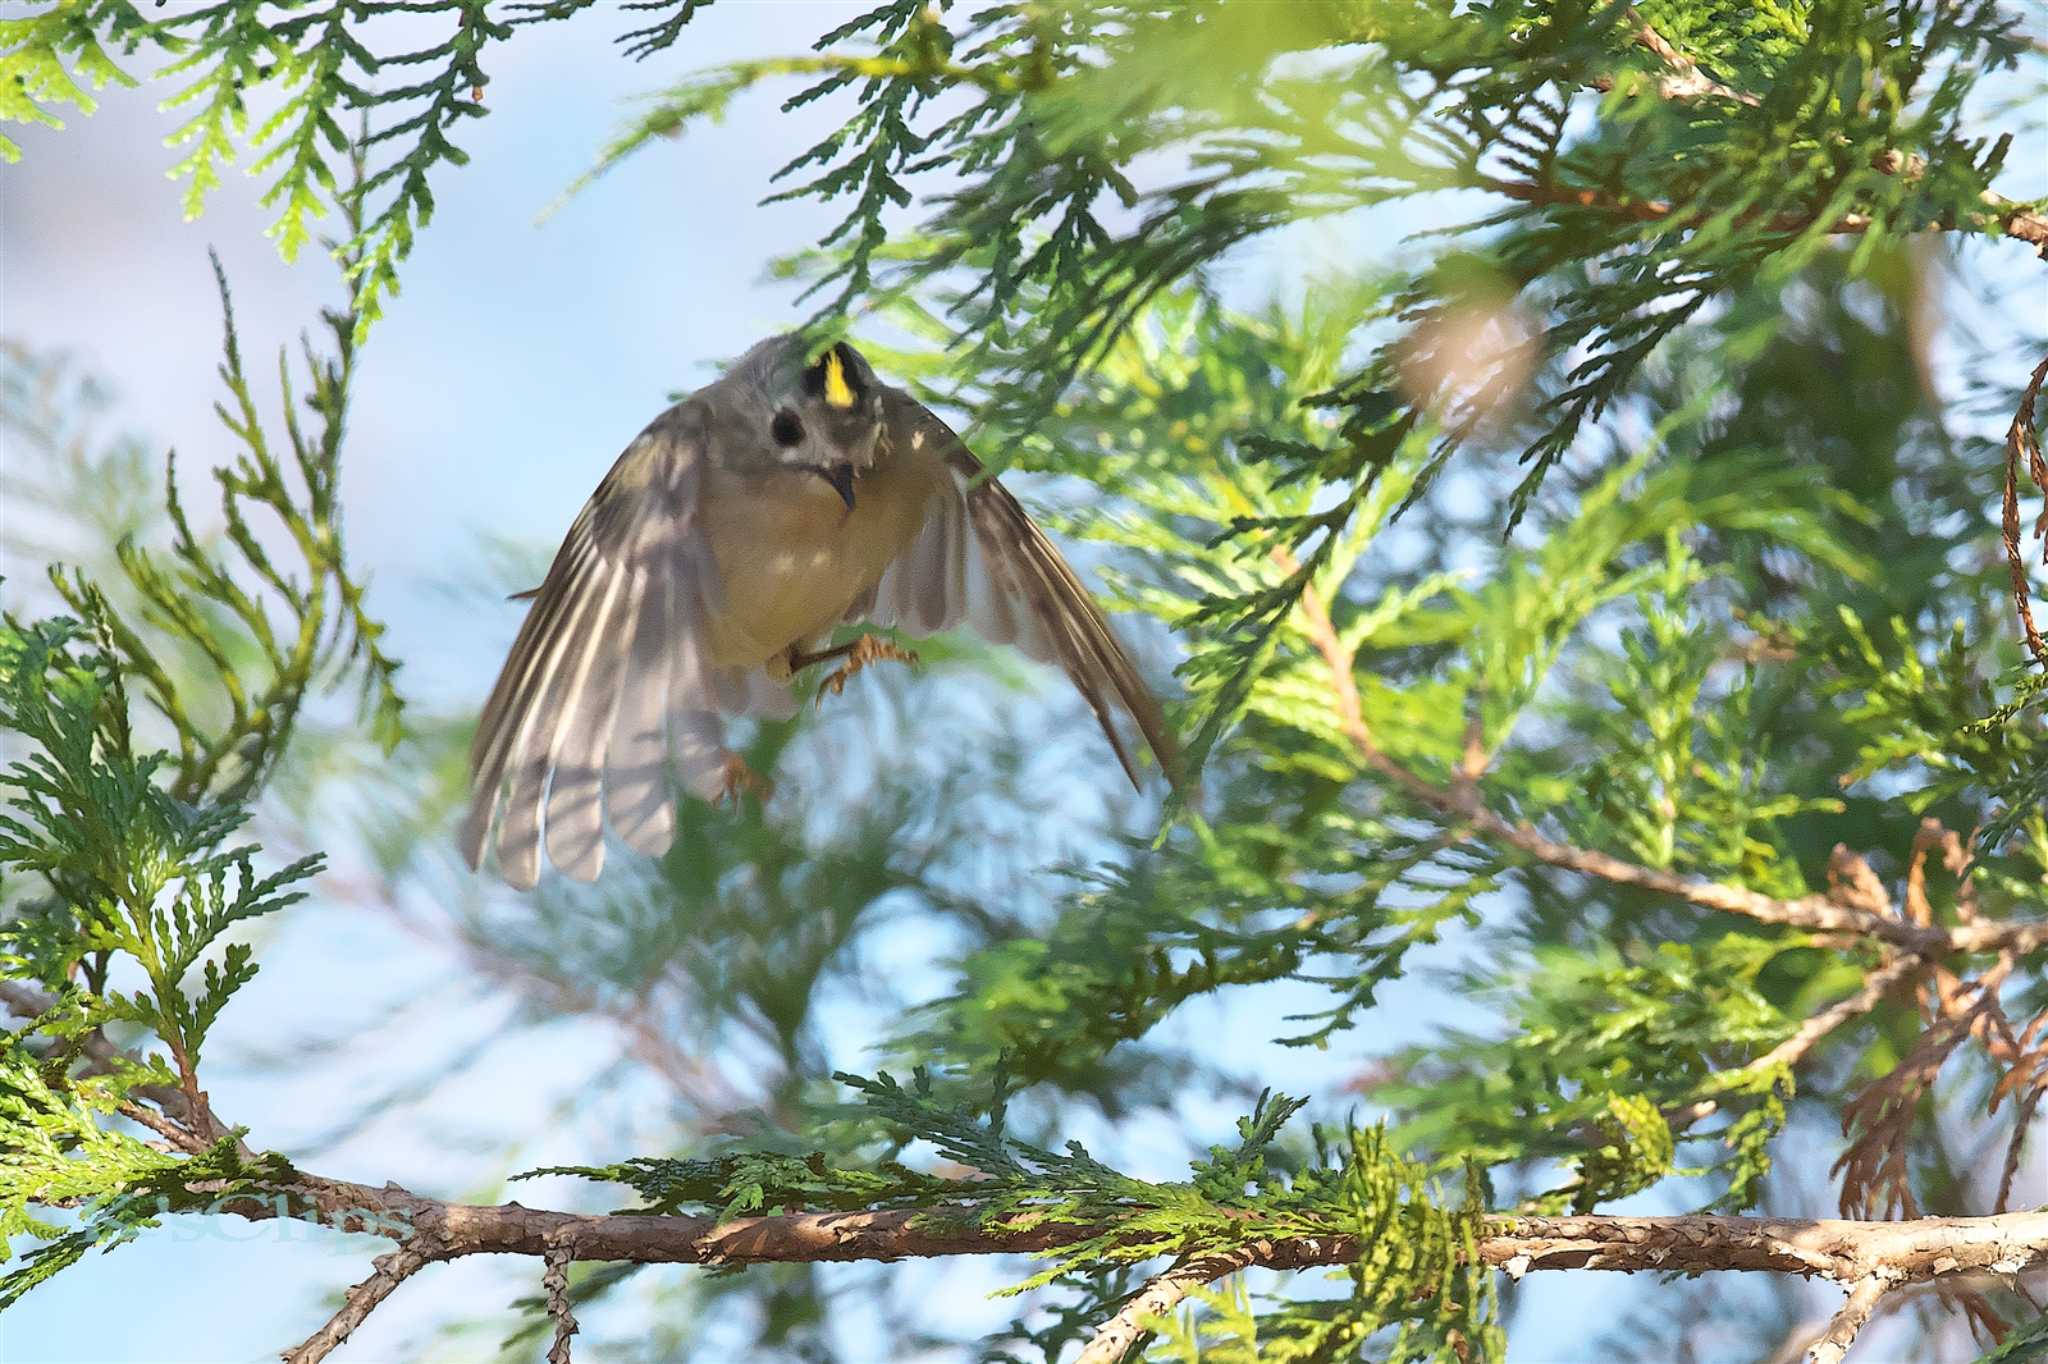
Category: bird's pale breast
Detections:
[{"x1": 701, "y1": 446, "x2": 947, "y2": 667}]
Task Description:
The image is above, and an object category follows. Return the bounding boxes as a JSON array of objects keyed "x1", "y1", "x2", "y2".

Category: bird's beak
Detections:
[{"x1": 815, "y1": 462, "x2": 857, "y2": 511}]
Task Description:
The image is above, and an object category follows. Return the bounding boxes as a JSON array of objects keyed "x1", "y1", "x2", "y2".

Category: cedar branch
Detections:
[
  {"x1": 1488, "y1": 178, "x2": 2048, "y2": 255},
  {"x1": 1567, "y1": 12, "x2": 2048, "y2": 255},
  {"x1": 1289, "y1": 578, "x2": 2047, "y2": 960},
  {"x1": 1591, "y1": 6, "x2": 1761, "y2": 106},
  {"x1": 1667, "y1": 950, "x2": 1930, "y2": 1132},
  {"x1": 5, "y1": 986, "x2": 2046, "y2": 1355}
]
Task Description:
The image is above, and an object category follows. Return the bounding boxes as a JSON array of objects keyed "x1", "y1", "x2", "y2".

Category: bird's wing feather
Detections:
[
  {"x1": 460, "y1": 403, "x2": 736, "y2": 888},
  {"x1": 857, "y1": 389, "x2": 1180, "y2": 790}
]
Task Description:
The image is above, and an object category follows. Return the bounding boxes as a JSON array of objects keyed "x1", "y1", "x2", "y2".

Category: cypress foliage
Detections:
[{"x1": 2, "y1": 2, "x2": 2043, "y2": 1360}]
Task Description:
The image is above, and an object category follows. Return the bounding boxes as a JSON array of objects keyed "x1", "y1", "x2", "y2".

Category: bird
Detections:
[{"x1": 459, "y1": 334, "x2": 1180, "y2": 888}]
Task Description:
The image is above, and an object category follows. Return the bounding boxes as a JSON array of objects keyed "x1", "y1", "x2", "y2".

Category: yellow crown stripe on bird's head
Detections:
[{"x1": 821, "y1": 347, "x2": 856, "y2": 409}]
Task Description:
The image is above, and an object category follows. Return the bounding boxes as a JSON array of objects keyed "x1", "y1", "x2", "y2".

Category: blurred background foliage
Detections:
[{"x1": 3, "y1": 1, "x2": 2045, "y2": 1361}]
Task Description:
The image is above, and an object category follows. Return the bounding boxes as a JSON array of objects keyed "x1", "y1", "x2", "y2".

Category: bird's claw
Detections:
[{"x1": 814, "y1": 635, "x2": 920, "y2": 706}]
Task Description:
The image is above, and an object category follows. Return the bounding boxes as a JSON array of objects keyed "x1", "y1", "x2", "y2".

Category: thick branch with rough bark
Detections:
[
  {"x1": 226, "y1": 1170, "x2": 2048, "y2": 1364},
  {"x1": 203, "y1": 1167, "x2": 2048, "y2": 1325}
]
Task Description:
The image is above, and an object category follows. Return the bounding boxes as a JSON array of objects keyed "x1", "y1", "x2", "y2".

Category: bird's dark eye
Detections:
[{"x1": 771, "y1": 409, "x2": 804, "y2": 447}]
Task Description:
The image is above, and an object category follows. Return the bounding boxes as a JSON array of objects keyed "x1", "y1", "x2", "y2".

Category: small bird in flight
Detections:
[{"x1": 461, "y1": 335, "x2": 1179, "y2": 887}]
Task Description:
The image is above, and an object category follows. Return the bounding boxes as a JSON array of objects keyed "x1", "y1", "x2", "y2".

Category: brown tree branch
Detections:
[
  {"x1": 1074, "y1": 1249, "x2": 1263, "y2": 1364},
  {"x1": 116, "y1": 1099, "x2": 210, "y2": 1155},
  {"x1": 1488, "y1": 176, "x2": 2048, "y2": 255},
  {"x1": 280, "y1": 1243, "x2": 435, "y2": 1364},
  {"x1": 0, "y1": 979, "x2": 245, "y2": 1156},
  {"x1": 133, "y1": 1157, "x2": 2048, "y2": 1361},
  {"x1": 214, "y1": 1167, "x2": 2048, "y2": 1286},
  {"x1": 1996, "y1": 1089, "x2": 2042, "y2": 1215},
  {"x1": 1747, "y1": 953, "x2": 1927, "y2": 1079},
  {"x1": 543, "y1": 1242, "x2": 579, "y2": 1364},
  {"x1": 1667, "y1": 950, "x2": 1931, "y2": 1131},
  {"x1": 1804, "y1": 1276, "x2": 1890, "y2": 1364},
  {"x1": 0, "y1": 981, "x2": 198, "y2": 1128}
]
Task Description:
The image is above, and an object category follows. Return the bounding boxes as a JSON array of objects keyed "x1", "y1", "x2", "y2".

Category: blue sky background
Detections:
[{"x1": 2, "y1": 4, "x2": 2042, "y2": 1362}]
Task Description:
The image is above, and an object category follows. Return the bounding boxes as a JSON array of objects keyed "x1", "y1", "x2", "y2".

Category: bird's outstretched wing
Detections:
[
  {"x1": 853, "y1": 389, "x2": 1181, "y2": 790},
  {"x1": 461, "y1": 403, "x2": 736, "y2": 889}
]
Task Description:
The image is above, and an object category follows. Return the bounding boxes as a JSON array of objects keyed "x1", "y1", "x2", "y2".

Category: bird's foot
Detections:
[
  {"x1": 716, "y1": 752, "x2": 775, "y2": 807},
  {"x1": 806, "y1": 634, "x2": 920, "y2": 705}
]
